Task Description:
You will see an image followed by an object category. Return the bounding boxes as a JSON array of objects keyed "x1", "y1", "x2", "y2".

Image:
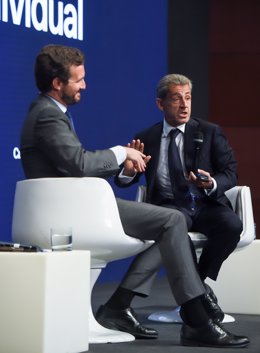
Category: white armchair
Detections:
[
  {"x1": 136, "y1": 185, "x2": 255, "y2": 323},
  {"x1": 12, "y1": 177, "x2": 153, "y2": 344}
]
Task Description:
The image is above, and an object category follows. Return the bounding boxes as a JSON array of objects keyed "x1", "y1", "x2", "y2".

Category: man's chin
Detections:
[
  {"x1": 74, "y1": 93, "x2": 81, "y2": 102},
  {"x1": 67, "y1": 97, "x2": 81, "y2": 106},
  {"x1": 174, "y1": 117, "x2": 189, "y2": 125}
]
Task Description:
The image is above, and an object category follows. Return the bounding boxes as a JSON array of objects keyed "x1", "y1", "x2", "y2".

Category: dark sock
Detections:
[
  {"x1": 181, "y1": 295, "x2": 210, "y2": 327},
  {"x1": 105, "y1": 287, "x2": 135, "y2": 310}
]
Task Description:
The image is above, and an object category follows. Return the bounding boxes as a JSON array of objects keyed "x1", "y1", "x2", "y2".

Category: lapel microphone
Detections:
[
  {"x1": 193, "y1": 130, "x2": 208, "y2": 180},
  {"x1": 193, "y1": 131, "x2": 204, "y2": 147}
]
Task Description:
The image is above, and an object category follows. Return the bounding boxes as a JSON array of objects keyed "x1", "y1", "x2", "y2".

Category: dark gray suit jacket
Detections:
[{"x1": 20, "y1": 94, "x2": 119, "y2": 179}]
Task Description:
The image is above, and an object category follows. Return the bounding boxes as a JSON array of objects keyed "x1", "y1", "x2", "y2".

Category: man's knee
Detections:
[
  {"x1": 164, "y1": 209, "x2": 187, "y2": 232},
  {"x1": 227, "y1": 217, "x2": 243, "y2": 243},
  {"x1": 232, "y1": 220, "x2": 243, "y2": 246}
]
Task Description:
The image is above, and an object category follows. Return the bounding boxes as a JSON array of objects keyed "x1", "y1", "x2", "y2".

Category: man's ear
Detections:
[
  {"x1": 52, "y1": 77, "x2": 63, "y2": 91},
  {"x1": 156, "y1": 98, "x2": 164, "y2": 111}
]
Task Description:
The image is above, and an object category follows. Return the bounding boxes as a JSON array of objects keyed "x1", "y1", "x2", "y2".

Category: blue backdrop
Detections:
[{"x1": 0, "y1": 0, "x2": 167, "y2": 280}]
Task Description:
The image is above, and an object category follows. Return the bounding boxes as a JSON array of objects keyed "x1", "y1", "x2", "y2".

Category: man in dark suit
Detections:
[
  {"x1": 116, "y1": 73, "x2": 242, "y2": 284},
  {"x1": 113, "y1": 73, "x2": 244, "y2": 328},
  {"x1": 20, "y1": 46, "x2": 248, "y2": 348}
]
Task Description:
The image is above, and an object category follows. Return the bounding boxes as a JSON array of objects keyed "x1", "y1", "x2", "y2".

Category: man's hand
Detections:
[
  {"x1": 189, "y1": 169, "x2": 213, "y2": 189},
  {"x1": 123, "y1": 139, "x2": 151, "y2": 176}
]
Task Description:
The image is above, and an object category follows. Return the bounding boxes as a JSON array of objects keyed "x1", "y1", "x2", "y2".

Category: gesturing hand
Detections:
[{"x1": 123, "y1": 139, "x2": 151, "y2": 176}]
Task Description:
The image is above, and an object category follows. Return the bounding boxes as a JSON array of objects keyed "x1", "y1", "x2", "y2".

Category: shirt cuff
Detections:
[
  {"x1": 118, "y1": 168, "x2": 136, "y2": 184},
  {"x1": 206, "y1": 177, "x2": 217, "y2": 195},
  {"x1": 110, "y1": 146, "x2": 127, "y2": 165}
]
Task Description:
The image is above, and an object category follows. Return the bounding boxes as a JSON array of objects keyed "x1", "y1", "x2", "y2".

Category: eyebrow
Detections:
[
  {"x1": 69, "y1": 77, "x2": 85, "y2": 83},
  {"x1": 171, "y1": 92, "x2": 191, "y2": 96}
]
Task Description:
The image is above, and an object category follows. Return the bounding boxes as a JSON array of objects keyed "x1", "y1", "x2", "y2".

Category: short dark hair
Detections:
[
  {"x1": 156, "y1": 74, "x2": 192, "y2": 99},
  {"x1": 35, "y1": 44, "x2": 85, "y2": 93}
]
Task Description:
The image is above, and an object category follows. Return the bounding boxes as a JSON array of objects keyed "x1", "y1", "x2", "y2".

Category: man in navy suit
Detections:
[
  {"x1": 116, "y1": 73, "x2": 242, "y2": 284},
  {"x1": 109, "y1": 74, "x2": 243, "y2": 326},
  {"x1": 21, "y1": 47, "x2": 248, "y2": 347}
]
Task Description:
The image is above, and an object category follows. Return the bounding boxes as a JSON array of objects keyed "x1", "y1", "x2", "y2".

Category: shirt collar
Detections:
[
  {"x1": 46, "y1": 95, "x2": 67, "y2": 114},
  {"x1": 162, "y1": 118, "x2": 186, "y2": 137}
]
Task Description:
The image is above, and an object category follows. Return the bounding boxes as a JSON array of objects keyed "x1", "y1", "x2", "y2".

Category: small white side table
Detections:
[{"x1": 0, "y1": 250, "x2": 90, "y2": 353}]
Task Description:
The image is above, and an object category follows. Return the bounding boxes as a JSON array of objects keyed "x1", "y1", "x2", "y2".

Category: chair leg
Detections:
[
  {"x1": 147, "y1": 307, "x2": 235, "y2": 324},
  {"x1": 89, "y1": 268, "x2": 135, "y2": 343}
]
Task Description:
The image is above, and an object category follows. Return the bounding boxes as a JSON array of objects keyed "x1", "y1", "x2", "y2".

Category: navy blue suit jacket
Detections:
[{"x1": 117, "y1": 117, "x2": 238, "y2": 207}]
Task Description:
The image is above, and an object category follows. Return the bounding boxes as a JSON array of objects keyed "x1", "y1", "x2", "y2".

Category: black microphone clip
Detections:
[
  {"x1": 193, "y1": 131, "x2": 204, "y2": 149},
  {"x1": 193, "y1": 130, "x2": 204, "y2": 174}
]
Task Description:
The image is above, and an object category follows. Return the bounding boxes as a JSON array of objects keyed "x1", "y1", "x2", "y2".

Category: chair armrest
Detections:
[
  {"x1": 225, "y1": 186, "x2": 256, "y2": 248},
  {"x1": 135, "y1": 185, "x2": 147, "y2": 203}
]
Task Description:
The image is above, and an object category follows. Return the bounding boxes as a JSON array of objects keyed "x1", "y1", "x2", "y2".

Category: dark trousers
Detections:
[{"x1": 159, "y1": 197, "x2": 242, "y2": 281}]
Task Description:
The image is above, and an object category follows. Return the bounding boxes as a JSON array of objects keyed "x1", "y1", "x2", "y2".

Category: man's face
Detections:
[
  {"x1": 156, "y1": 84, "x2": 192, "y2": 127},
  {"x1": 60, "y1": 64, "x2": 86, "y2": 106}
]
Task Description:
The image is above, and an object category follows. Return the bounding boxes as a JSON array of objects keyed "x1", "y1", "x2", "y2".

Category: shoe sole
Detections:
[
  {"x1": 97, "y1": 319, "x2": 158, "y2": 339},
  {"x1": 181, "y1": 338, "x2": 249, "y2": 348}
]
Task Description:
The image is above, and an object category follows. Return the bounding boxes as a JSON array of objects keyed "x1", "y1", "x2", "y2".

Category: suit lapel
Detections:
[{"x1": 184, "y1": 118, "x2": 200, "y2": 173}]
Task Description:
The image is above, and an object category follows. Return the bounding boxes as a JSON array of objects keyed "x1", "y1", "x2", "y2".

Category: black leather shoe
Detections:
[
  {"x1": 95, "y1": 305, "x2": 158, "y2": 339},
  {"x1": 180, "y1": 319, "x2": 250, "y2": 348},
  {"x1": 202, "y1": 293, "x2": 225, "y2": 323},
  {"x1": 204, "y1": 283, "x2": 218, "y2": 302}
]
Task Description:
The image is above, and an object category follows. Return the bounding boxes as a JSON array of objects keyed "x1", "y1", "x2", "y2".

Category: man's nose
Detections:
[
  {"x1": 179, "y1": 97, "x2": 187, "y2": 106},
  {"x1": 81, "y1": 79, "x2": 87, "y2": 89}
]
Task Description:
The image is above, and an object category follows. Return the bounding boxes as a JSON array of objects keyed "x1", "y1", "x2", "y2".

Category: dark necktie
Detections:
[
  {"x1": 168, "y1": 129, "x2": 191, "y2": 208},
  {"x1": 168, "y1": 129, "x2": 189, "y2": 198},
  {"x1": 168, "y1": 129, "x2": 205, "y2": 211},
  {"x1": 66, "y1": 110, "x2": 75, "y2": 131}
]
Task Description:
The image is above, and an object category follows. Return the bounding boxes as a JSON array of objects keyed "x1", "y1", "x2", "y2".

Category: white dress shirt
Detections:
[{"x1": 156, "y1": 120, "x2": 186, "y2": 199}]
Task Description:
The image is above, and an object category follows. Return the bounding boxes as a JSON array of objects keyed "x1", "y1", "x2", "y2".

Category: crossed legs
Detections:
[
  {"x1": 95, "y1": 198, "x2": 249, "y2": 347},
  {"x1": 116, "y1": 198, "x2": 204, "y2": 304}
]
